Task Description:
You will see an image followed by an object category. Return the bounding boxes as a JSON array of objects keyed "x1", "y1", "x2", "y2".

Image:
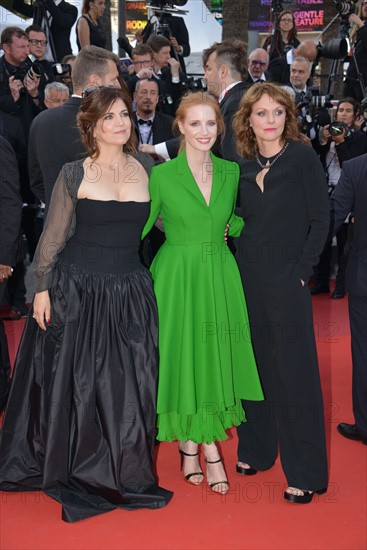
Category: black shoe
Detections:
[
  {"x1": 337, "y1": 423, "x2": 367, "y2": 444},
  {"x1": 236, "y1": 463, "x2": 257, "y2": 476},
  {"x1": 331, "y1": 288, "x2": 346, "y2": 299},
  {"x1": 284, "y1": 487, "x2": 327, "y2": 504},
  {"x1": 310, "y1": 283, "x2": 330, "y2": 295}
]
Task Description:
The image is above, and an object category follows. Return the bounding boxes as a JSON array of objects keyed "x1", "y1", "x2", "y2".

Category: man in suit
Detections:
[
  {"x1": 283, "y1": 56, "x2": 312, "y2": 104},
  {"x1": 146, "y1": 34, "x2": 186, "y2": 117},
  {"x1": 247, "y1": 48, "x2": 269, "y2": 85},
  {"x1": 0, "y1": 136, "x2": 23, "y2": 411},
  {"x1": 133, "y1": 78, "x2": 174, "y2": 147},
  {"x1": 29, "y1": 46, "x2": 121, "y2": 211},
  {"x1": 12, "y1": 0, "x2": 78, "y2": 62},
  {"x1": 141, "y1": 40, "x2": 249, "y2": 162},
  {"x1": 137, "y1": 12, "x2": 190, "y2": 74},
  {"x1": 332, "y1": 154, "x2": 367, "y2": 445},
  {"x1": 203, "y1": 40, "x2": 249, "y2": 162}
]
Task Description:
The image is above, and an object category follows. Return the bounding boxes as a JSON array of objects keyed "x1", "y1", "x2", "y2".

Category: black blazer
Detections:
[
  {"x1": 216, "y1": 81, "x2": 249, "y2": 162},
  {"x1": 133, "y1": 111, "x2": 174, "y2": 145},
  {"x1": 332, "y1": 153, "x2": 367, "y2": 296},
  {"x1": 12, "y1": 0, "x2": 78, "y2": 61},
  {"x1": 0, "y1": 136, "x2": 22, "y2": 266},
  {"x1": 28, "y1": 97, "x2": 86, "y2": 207}
]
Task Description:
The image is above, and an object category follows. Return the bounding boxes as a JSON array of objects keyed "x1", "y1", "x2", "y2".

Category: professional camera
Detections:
[
  {"x1": 185, "y1": 76, "x2": 207, "y2": 92},
  {"x1": 334, "y1": 0, "x2": 358, "y2": 16},
  {"x1": 12, "y1": 60, "x2": 44, "y2": 83},
  {"x1": 297, "y1": 87, "x2": 332, "y2": 137},
  {"x1": 147, "y1": 1, "x2": 188, "y2": 14},
  {"x1": 52, "y1": 63, "x2": 71, "y2": 77},
  {"x1": 328, "y1": 120, "x2": 349, "y2": 136},
  {"x1": 271, "y1": 0, "x2": 293, "y2": 16},
  {"x1": 301, "y1": 87, "x2": 333, "y2": 109}
]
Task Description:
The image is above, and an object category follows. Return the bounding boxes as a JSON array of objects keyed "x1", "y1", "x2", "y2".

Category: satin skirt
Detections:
[{"x1": 0, "y1": 262, "x2": 172, "y2": 522}]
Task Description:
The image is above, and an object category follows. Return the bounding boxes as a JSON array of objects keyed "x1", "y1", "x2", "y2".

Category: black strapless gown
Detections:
[{"x1": 0, "y1": 200, "x2": 173, "y2": 522}]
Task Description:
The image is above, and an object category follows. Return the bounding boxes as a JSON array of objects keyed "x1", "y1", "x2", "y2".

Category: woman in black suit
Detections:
[{"x1": 232, "y1": 82, "x2": 330, "y2": 504}]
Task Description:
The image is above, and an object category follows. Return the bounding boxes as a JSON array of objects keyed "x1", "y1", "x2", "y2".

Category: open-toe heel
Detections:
[
  {"x1": 178, "y1": 448, "x2": 204, "y2": 485},
  {"x1": 205, "y1": 458, "x2": 229, "y2": 495},
  {"x1": 284, "y1": 487, "x2": 327, "y2": 504}
]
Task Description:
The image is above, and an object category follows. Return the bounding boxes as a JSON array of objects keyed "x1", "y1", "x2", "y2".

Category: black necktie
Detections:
[{"x1": 138, "y1": 119, "x2": 153, "y2": 126}]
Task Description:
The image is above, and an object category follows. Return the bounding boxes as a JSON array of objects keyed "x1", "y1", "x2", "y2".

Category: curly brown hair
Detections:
[
  {"x1": 77, "y1": 87, "x2": 137, "y2": 158},
  {"x1": 233, "y1": 82, "x2": 300, "y2": 159},
  {"x1": 173, "y1": 92, "x2": 225, "y2": 153}
]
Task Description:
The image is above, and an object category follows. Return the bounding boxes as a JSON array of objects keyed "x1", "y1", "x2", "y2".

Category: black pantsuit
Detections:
[
  {"x1": 236, "y1": 141, "x2": 330, "y2": 490},
  {"x1": 348, "y1": 296, "x2": 367, "y2": 438},
  {"x1": 332, "y1": 153, "x2": 367, "y2": 439}
]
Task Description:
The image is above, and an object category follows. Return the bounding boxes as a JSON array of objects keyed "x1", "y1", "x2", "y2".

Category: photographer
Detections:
[
  {"x1": 12, "y1": 0, "x2": 78, "y2": 62},
  {"x1": 343, "y1": 0, "x2": 367, "y2": 101},
  {"x1": 146, "y1": 34, "x2": 187, "y2": 116},
  {"x1": 0, "y1": 27, "x2": 43, "y2": 136},
  {"x1": 137, "y1": 8, "x2": 190, "y2": 73},
  {"x1": 26, "y1": 25, "x2": 55, "y2": 107},
  {"x1": 263, "y1": 10, "x2": 300, "y2": 61},
  {"x1": 311, "y1": 97, "x2": 367, "y2": 298}
]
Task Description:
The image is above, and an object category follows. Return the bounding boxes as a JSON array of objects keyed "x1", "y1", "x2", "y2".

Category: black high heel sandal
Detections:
[
  {"x1": 284, "y1": 487, "x2": 327, "y2": 504},
  {"x1": 236, "y1": 463, "x2": 257, "y2": 476},
  {"x1": 205, "y1": 458, "x2": 229, "y2": 495},
  {"x1": 179, "y1": 448, "x2": 204, "y2": 485}
]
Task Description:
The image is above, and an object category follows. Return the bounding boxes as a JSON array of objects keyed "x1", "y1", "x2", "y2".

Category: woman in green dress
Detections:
[{"x1": 142, "y1": 92, "x2": 263, "y2": 494}]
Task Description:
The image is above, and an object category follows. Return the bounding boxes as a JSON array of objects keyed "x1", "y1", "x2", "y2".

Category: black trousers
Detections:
[
  {"x1": 237, "y1": 267, "x2": 328, "y2": 490},
  {"x1": 0, "y1": 284, "x2": 11, "y2": 412},
  {"x1": 316, "y1": 224, "x2": 348, "y2": 288},
  {"x1": 348, "y1": 294, "x2": 367, "y2": 438}
]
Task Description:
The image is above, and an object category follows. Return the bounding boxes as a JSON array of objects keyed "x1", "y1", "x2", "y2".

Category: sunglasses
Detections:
[
  {"x1": 82, "y1": 85, "x2": 103, "y2": 98},
  {"x1": 29, "y1": 39, "x2": 48, "y2": 46}
]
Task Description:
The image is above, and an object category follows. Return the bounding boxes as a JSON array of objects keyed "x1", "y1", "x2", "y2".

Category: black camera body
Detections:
[
  {"x1": 185, "y1": 76, "x2": 207, "y2": 92},
  {"x1": 12, "y1": 60, "x2": 44, "y2": 83},
  {"x1": 328, "y1": 120, "x2": 349, "y2": 136},
  {"x1": 334, "y1": 1, "x2": 357, "y2": 16},
  {"x1": 52, "y1": 63, "x2": 71, "y2": 77}
]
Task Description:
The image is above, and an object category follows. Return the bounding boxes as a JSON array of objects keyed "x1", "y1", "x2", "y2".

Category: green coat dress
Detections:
[{"x1": 142, "y1": 150, "x2": 263, "y2": 443}]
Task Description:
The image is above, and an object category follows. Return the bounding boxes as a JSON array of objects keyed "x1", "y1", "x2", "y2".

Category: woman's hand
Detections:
[
  {"x1": 0, "y1": 265, "x2": 13, "y2": 283},
  {"x1": 33, "y1": 290, "x2": 51, "y2": 331}
]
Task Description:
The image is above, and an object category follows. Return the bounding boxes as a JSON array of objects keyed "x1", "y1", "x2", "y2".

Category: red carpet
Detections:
[{"x1": 1, "y1": 293, "x2": 366, "y2": 550}]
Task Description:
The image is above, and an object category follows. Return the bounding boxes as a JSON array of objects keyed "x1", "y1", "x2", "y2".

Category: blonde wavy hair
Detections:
[{"x1": 233, "y1": 82, "x2": 300, "y2": 159}]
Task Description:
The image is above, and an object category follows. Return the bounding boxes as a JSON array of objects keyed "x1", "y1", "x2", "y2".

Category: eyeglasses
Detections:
[
  {"x1": 250, "y1": 60, "x2": 267, "y2": 66},
  {"x1": 133, "y1": 60, "x2": 152, "y2": 66},
  {"x1": 29, "y1": 39, "x2": 48, "y2": 46},
  {"x1": 280, "y1": 18, "x2": 293, "y2": 22}
]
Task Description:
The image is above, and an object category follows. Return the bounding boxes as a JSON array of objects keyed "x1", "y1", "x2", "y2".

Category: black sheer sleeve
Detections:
[{"x1": 33, "y1": 163, "x2": 79, "y2": 292}]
